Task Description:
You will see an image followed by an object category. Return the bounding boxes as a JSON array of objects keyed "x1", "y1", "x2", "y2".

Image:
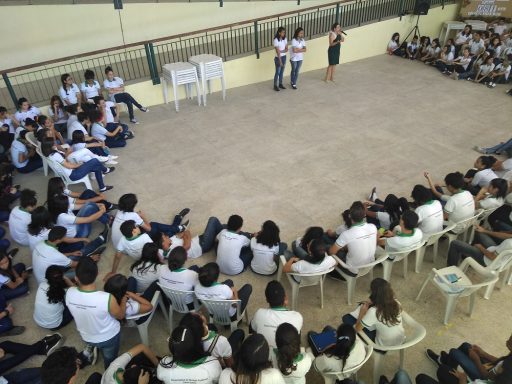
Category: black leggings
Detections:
[{"x1": 488, "y1": 205, "x2": 512, "y2": 231}]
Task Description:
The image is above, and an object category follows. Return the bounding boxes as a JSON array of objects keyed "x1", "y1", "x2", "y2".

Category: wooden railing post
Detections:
[
  {"x1": 254, "y1": 21, "x2": 260, "y2": 59},
  {"x1": 2, "y1": 74, "x2": 17, "y2": 108}
]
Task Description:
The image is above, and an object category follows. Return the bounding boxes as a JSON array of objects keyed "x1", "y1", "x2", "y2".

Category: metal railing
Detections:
[{"x1": 0, "y1": 0, "x2": 454, "y2": 109}]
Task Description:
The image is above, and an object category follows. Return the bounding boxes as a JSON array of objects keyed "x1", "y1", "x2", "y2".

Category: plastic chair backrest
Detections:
[
  {"x1": 279, "y1": 255, "x2": 335, "y2": 287},
  {"x1": 386, "y1": 241, "x2": 426, "y2": 261},
  {"x1": 157, "y1": 283, "x2": 196, "y2": 313},
  {"x1": 450, "y1": 209, "x2": 483, "y2": 232},
  {"x1": 487, "y1": 250, "x2": 512, "y2": 273},
  {"x1": 425, "y1": 224, "x2": 456, "y2": 246},
  {"x1": 25, "y1": 131, "x2": 38, "y2": 147},
  {"x1": 126, "y1": 290, "x2": 160, "y2": 324},
  {"x1": 200, "y1": 298, "x2": 241, "y2": 326},
  {"x1": 333, "y1": 252, "x2": 388, "y2": 277},
  {"x1": 322, "y1": 341, "x2": 373, "y2": 381}
]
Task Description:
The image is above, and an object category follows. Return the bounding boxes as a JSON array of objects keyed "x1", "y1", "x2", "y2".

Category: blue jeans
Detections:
[
  {"x1": 290, "y1": 60, "x2": 303, "y2": 85},
  {"x1": 106, "y1": 122, "x2": 129, "y2": 135},
  {"x1": 199, "y1": 216, "x2": 224, "y2": 253},
  {"x1": 448, "y1": 342, "x2": 482, "y2": 380},
  {"x1": 482, "y1": 138, "x2": 512, "y2": 154},
  {"x1": 0, "y1": 295, "x2": 13, "y2": 335},
  {"x1": 60, "y1": 232, "x2": 108, "y2": 256},
  {"x1": 0, "y1": 226, "x2": 11, "y2": 253},
  {"x1": 1, "y1": 263, "x2": 28, "y2": 300},
  {"x1": 89, "y1": 331, "x2": 121, "y2": 369},
  {"x1": 70, "y1": 158, "x2": 107, "y2": 190},
  {"x1": 148, "y1": 214, "x2": 182, "y2": 238},
  {"x1": 16, "y1": 156, "x2": 43, "y2": 174},
  {"x1": 76, "y1": 202, "x2": 109, "y2": 238},
  {"x1": 274, "y1": 56, "x2": 286, "y2": 86},
  {"x1": 3, "y1": 367, "x2": 41, "y2": 384}
]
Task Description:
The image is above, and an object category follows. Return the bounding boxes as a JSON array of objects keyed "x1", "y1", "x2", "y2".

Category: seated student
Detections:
[
  {"x1": 219, "y1": 334, "x2": 285, "y2": 384},
  {"x1": 95, "y1": 96, "x2": 132, "y2": 139},
  {"x1": 283, "y1": 239, "x2": 336, "y2": 283},
  {"x1": 411, "y1": 185, "x2": 443, "y2": 237},
  {"x1": 474, "y1": 178, "x2": 508, "y2": 210},
  {"x1": 8, "y1": 188, "x2": 37, "y2": 246},
  {"x1": 0, "y1": 292, "x2": 25, "y2": 336},
  {"x1": 159, "y1": 216, "x2": 224, "y2": 261},
  {"x1": 110, "y1": 220, "x2": 154, "y2": 275},
  {"x1": 250, "y1": 220, "x2": 287, "y2": 275},
  {"x1": 465, "y1": 32, "x2": 485, "y2": 56},
  {"x1": 328, "y1": 201, "x2": 377, "y2": 276},
  {"x1": 250, "y1": 280, "x2": 303, "y2": 350},
  {"x1": 65, "y1": 104, "x2": 79, "y2": 132},
  {"x1": 41, "y1": 138, "x2": 114, "y2": 192},
  {"x1": 435, "y1": 45, "x2": 455, "y2": 72},
  {"x1": 0, "y1": 106, "x2": 17, "y2": 145},
  {"x1": 47, "y1": 96, "x2": 68, "y2": 134},
  {"x1": 365, "y1": 191, "x2": 409, "y2": 230},
  {"x1": 216, "y1": 214, "x2": 254, "y2": 275},
  {"x1": 180, "y1": 312, "x2": 245, "y2": 368},
  {"x1": 443, "y1": 48, "x2": 472, "y2": 79},
  {"x1": 104, "y1": 274, "x2": 153, "y2": 321},
  {"x1": 158, "y1": 246, "x2": 198, "y2": 303},
  {"x1": 111, "y1": 193, "x2": 188, "y2": 248},
  {"x1": 487, "y1": 59, "x2": 511, "y2": 88},
  {"x1": 70, "y1": 131, "x2": 115, "y2": 165},
  {"x1": 424, "y1": 171, "x2": 476, "y2": 232},
  {"x1": 292, "y1": 226, "x2": 324, "y2": 259},
  {"x1": 488, "y1": 192, "x2": 512, "y2": 232},
  {"x1": 195, "y1": 262, "x2": 252, "y2": 320},
  {"x1": 343, "y1": 278, "x2": 405, "y2": 347},
  {"x1": 426, "y1": 333, "x2": 512, "y2": 382},
  {"x1": 309, "y1": 323, "x2": 366, "y2": 377},
  {"x1": 387, "y1": 33, "x2": 403, "y2": 56},
  {"x1": 48, "y1": 194, "x2": 109, "y2": 254},
  {"x1": 10, "y1": 130, "x2": 42, "y2": 173},
  {"x1": 89, "y1": 109, "x2": 127, "y2": 148},
  {"x1": 158, "y1": 325, "x2": 222, "y2": 384},
  {"x1": 417, "y1": 36, "x2": 431, "y2": 60},
  {"x1": 38, "y1": 115, "x2": 65, "y2": 145},
  {"x1": 446, "y1": 224, "x2": 512, "y2": 266},
  {"x1": 378, "y1": 210, "x2": 423, "y2": 253},
  {"x1": 474, "y1": 137, "x2": 512, "y2": 156},
  {"x1": 421, "y1": 38, "x2": 441, "y2": 64},
  {"x1": 101, "y1": 343, "x2": 159, "y2": 384},
  {"x1": 80, "y1": 69, "x2": 101, "y2": 105},
  {"x1": 465, "y1": 156, "x2": 499, "y2": 194},
  {"x1": 14, "y1": 97, "x2": 40, "y2": 126},
  {"x1": 130, "y1": 243, "x2": 162, "y2": 293},
  {"x1": 59, "y1": 74, "x2": 82, "y2": 108},
  {"x1": 34, "y1": 265, "x2": 75, "y2": 330},
  {"x1": 66, "y1": 257, "x2": 125, "y2": 368},
  {"x1": 0, "y1": 163, "x2": 19, "y2": 225},
  {"x1": 405, "y1": 35, "x2": 419, "y2": 60},
  {"x1": 0, "y1": 251, "x2": 28, "y2": 300},
  {"x1": 104, "y1": 66, "x2": 148, "y2": 124},
  {"x1": 41, "y1": 346, "x2": 103, "y2": 384},
  {"x1": 454, "y1": 25, "x2": 472, "y2": 55},
  {"x1": 272, "y1": 323, "x2": 313, "y2": 384},
  {"x1": 471, "y1": 55, "x2": 495, "y2": 84}
]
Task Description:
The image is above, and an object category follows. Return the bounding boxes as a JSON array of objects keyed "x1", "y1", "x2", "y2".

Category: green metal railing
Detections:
[{"x1": 0, "y1": 0, "x2": 454, "y2": 109}]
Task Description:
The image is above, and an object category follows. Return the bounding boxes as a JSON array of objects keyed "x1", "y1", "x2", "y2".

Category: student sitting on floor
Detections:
[
  {"x1": 70, "y1": 131, "x2": 115, "y2": 165},
  {"x1": 487, "y1": 59, "x2": 511, "y2": 88},
  {"x1": 80, "y1": 69, "x2": 102, "y2": 105},
  {"x1": 387, "y1": 33, "x2": 403, "y2": 56},
  {"x1": 435, "y1": 45, "x2": 455, "y2": 72},
  {"x1": 94, "y1": 96, "x2": 132, "y2": 139},
  {"x1": 8, "y1": 188, "x2": 37, "y2": 246},
  {"x1": 411, "y1": 185, "x2": 443, "y2": 238},
  {"x1": 421, "y1": 38, "x2": 441, "y2": 64},
  {"x1": 464, "y1": 156, "x2": 499, "y2": 195},
  {"x1": 130, "y1": 242, "x2": 162, "y2": 293},
  {"x1": 405, "y1": 35, "x2": 419, "y2": 60},
  {"x1": 0, "y1": 251, "x2": 28, "y2": 300},
  {"x1": 10, "y1": 130, "x2": 42, "y2": 174},
  {"x1": 442, "y1": 48, "x2": 472, "y2": 78},
  {"x1": 89, "y1": 109, "x2": 127, "y2": 149},
  {"x1": 101, "y1": 343, "x2": 159, "y2": 384},
  {"x1": 250, "y1": 220, "x2": 287, "y2": 275},
  {"x1": 474, "y1": 178, "x2": 508, "y2": 210},
  {"x1": 216, "y1": 214, "x2": 254, "y2": 275},
  {"x1": 14, "y1": 97, "x2": 40, "y2": 126},
  {"x1": 41, "y1": 346, "x2": 103, "y2": 384},
  {"x1": 471, "y1": 55, "x2": 495, "y2": 84}
]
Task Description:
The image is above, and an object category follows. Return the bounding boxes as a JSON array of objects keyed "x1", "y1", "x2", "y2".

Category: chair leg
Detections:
[
  {"x1": 433, "y1": 241, "x2": 439, "y2": 263},
  {"x1": 415, "y1": 247, "x2": 425, "y2": 273},
  {"x1": 468, "y1": 293, "x2": 476, "y2": 317},
  {"x1": 484, "y1": 281, "x2": 496, "y2": 300},
  {"x1": 415, "y1": 272, "x2": 432, "y2": 301},
  {"x1": 403, "y1": 256, "x2": 408, "y2": 279},
  {"x1": 42, "y1": 158, "x2": 48, "y2": 176},
  {"x1": 320, "y1": 277, "x2": 325, "y2": 309},
  {"x1": 291, "y1": 285, "x2": 298, "y2": 311},
  {"x1": 168, "y1": 308, "x2": 174, "y2": 335},
  {"x1": 277, "y1": 264, "x2": 283, "y2": 283},
  {"x1": 373, "y1": 352, "x2": 384, "y2": 384},
  {"x1": 162, "y1": 78, "x2": 168, "y2": 104},
  {"x1": 382, "y1": 261, "x2": 392, "y2": 281},
  {"x1": 158, "y1": 296, "x2": 169, "y2": 323},
  {"x1": 347, "y1": 277, "x2": 356, "y2": 305},
  {"x1": 173, "y1": 78, "x2": 179, "y2": 112},
  {"x1": 138, "y1": 324, "x2": 149, "y2": 345},
  {"x1": 399, "y1": 349, "x2": 405, "y2": 368},
  {"x1": 221, "y1": 75, "x2": 226, "y2": 100},
  {"x1": 84, "y1": 178, "x2": 92, "y2": 190},
  {"x1": 502, "y1": 268, "x2": 512, "y2": 289},
  {"x1": 444, "y1": 295, "x2": 458, "y2": 325}
]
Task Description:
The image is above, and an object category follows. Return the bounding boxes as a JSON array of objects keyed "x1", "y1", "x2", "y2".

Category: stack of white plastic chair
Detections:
[
  {"x1": 162, "y1": 62, "x2": 202, "y2": 112},
  {"x1": 188, "y1": 54, "x2": 226, "y2": 106}
]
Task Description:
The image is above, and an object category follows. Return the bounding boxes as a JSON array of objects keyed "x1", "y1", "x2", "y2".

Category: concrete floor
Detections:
[{"x1": 6, "y1": 54, "x2": 512, "y2": 383}]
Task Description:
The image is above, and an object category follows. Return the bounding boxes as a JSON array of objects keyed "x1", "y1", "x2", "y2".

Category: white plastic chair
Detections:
[
  {"x1": 276, "y1": 255, "x2": 335, "y2": 310},
  {"x1": 443, "y1": 210, "x2": 482, "y2": 247},
  {"x1": 332, "y1": 252, "x2": 389, "y2": 305},
  {"x1": 199, "y1": 297, "x2": 248, "y2": 332},
  {"x1": 162, "y1": 62, "x2": 201, "y2": 111},
  {"x1": 188, "y1": 54, "x2": 226, "y2": 106},
  {"x1": 25, "y1": 131, "x2": 48, "y2": 176},
  {"x1": 382, "y1": 241, "x2": 425, "y2": 282},
  {"x1": 317, "y1": 341, "x2": 373, "y2": 384},
  {"x1": 125, "y1": 291, "x2": 167, "y2": 345},
  {"x1": 415, "y1": 258, "x2": 499, "y2": 324},
  {"x1": 483, "y1": 250, "x2": 512, "y2": 299},
  {"x1": 46, "y1": 156, "x2": 93, "y2": 190},
  {"x1": 157, "y1": 283, "x2": 200, "y2": 333},
  {"x1": 415, "y1": 224, "x2": 456, "y2": 272},
  {"x1": 358, "y1": 311, "x2": 426, "y2": 384}
]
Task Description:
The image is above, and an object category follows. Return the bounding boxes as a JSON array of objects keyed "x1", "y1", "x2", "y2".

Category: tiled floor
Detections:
[{"x1": 9, "y1": 54, "x2": 512, "y2": 383}]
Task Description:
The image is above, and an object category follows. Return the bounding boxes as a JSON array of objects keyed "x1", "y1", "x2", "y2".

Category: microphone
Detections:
[{"x1": 341, "y1": 31, "x2": 348, "y2": 36}]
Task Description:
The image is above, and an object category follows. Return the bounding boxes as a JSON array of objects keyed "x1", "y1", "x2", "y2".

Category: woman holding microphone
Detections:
[{"x1": 324, "y1": 23, "x2": 345, "y2": 83}]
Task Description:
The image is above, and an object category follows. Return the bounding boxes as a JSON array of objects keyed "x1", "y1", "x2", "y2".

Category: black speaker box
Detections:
[{"x1": 413, "y1": 0, "x2": 431, "y2": 15}]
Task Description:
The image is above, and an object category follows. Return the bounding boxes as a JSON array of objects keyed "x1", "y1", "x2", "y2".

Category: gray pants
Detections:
[{"x1": 447, "y1": 233, "x2": 497, "y2": 266}]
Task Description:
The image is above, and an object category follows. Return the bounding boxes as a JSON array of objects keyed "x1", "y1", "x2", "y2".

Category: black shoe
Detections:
[
  {"x1": 279, "y1": 84, "x2": 286, "y2": 89},
  {"x1": 85, "y1": 245, "x2": 106, "y2": 258},
  {"x1": 274, "y1": 85, "x2": 280, "y2": 91},
  {"x1": 99, "y1": 186, "x2": 114, "y2": 192},
  {"x1": 327, "y1": 270, "x2": 345, "y2": 281},
  {"x1": 291, "y1": 84, "x2": 297, "y2": 90},
  {"x1": 1, "y1": 326, "x2": 25, "y2": 336},
  {"x1": 7, "y1": 248, "x2": 18, "y2": 259},
  {"x1": 426, "y1": 349, "x2": 441, "y2": 367},
  {"x1": 178, "y1": 208, "x2": 191, "y2": 218},
  {"x1": 101, "y1": 224, "x2": 110, "y2": 241},
  {"x1": 379, "y1": 375, "x2": 390, "y2": 384},
  {"x1": 180, "y1": 220, "x2": 189, "y2": 232},
  {"x1": 106, "y1": 203, "x2": 119, "y2": 212},
  {"x1": 42, "y1": 333, "x2": 65, "y2": 355},
  {"x1": 125, "y1": 131, "x2": 135, "y2": 139},
  {"x1": 103, "y1": 167, "x2": 115, "y2": 175}
]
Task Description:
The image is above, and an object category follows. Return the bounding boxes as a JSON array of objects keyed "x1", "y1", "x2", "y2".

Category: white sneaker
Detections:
[
  {"x1": 109, "y1": 155, "x2": 119, "y2": 160},
  {"x1": 106, "y1": 160, "x2": 118, "y2": 165},
  {"x1": 98, "y1": 156, "x2": 110, "y2": 163}
]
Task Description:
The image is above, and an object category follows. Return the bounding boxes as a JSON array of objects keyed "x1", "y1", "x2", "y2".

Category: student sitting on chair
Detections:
[
  {"x1": 283, "y1": 239, "x2": 336, "y2": 283},
  {"x1": 411, "y1": 185, "x2": 443, "y2": 238},
  {"x1": 378, "y1": 210, "x2": 423, "y2": 253}
]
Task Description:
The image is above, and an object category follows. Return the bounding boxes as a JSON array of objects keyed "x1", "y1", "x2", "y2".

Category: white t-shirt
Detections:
[
  {"x1": 494, "y1": 63, "x2": 511, "y2": 80},
  {"x1": 48, "y1": 152, "x2": 72, "y2": 177},
  {"x1": 385, "y1": 229, "x2": 423, "y2": 253},
  {"x1": 250, "y1": 237, "x2": 279, "y2": 275},
  {"x1": 361, "y1": 305, "x2": 405, "y2": 346},
  {"x1": 28, "y1": 228, "x2": 51, "y2": 251},
  {"x1": 415, "y1": 200, "x2": 444, "y2": 236},
  {"x1": 469, "y1": 39, "x2": 485, "y2": 55},
  {"x1": 8, "y1": 206, "x2": 32, "y2": 245},
  {"x1": 290, "y1": 38, "x2": 306, "y2": 61},
  {"x1": 131, "y1": 262, "x2": 161, "y2": 293},
  {"x1": 116, "y1": 233, "x2": 153, "y2": 260},
  {"x1": 10, "y1": 140, "x2": 28, "y2": 169},
  {"x1": 80, "y1": 81, "x2": 101, "y2": 99},
  {"x1": 159, "y1": 265, "x2": 198, "y2": 304},
  {"x1": 65, "y1": 287, "x2": 120, "y2": 343},
  {"x1": 33, "y1": 281, "x2": 65, "y2": 329},
  {"x1": 335, "y1": 222, "x2": 377, "y2": 273},
  {"x1": 446, "y1": 51, "x2": 455, "y2": 62},
  {"x1": 202, "y1": 331, "x2": 232, "y2": 361},
  {"x1": 14, "y1": 106, "x2": 40, "y2": 125},
  {"x1": 291, "y1": 255, "x2": 337, "y2": 283},
  {"x1": 493, "y1": 24, "x2": 508, "y2": 35},
  {"x1": 112, "y1": 211, "x2": 145, "y2": 248},
  {"x1": 216, "y1": 230, "x2": 251, "y2": 275},
  {"x1": 47, "y1": 107, "x2": 67, "y2": 124},
  {"x1": 274, "y1": 38, "x2": 288, "y2": 57},
  {"x1": 479, "y1": 196, "x2": 504, "y2": 210},
  {"x1": 67, "y1": 114, "x2": 78, "y2": 130},
  {"x1": 455, "y1": 32, "x2": 472, "y2": 45},
  {"x1": 103, "y1": 77, "x2": 124, "y2": 95},
  {"x1": 57, "y1": 212, "x2": 77, "y2": 238},
  {"x1": 101, "y1": 352, "x2": 132, "y2": 384},
  {"x1": 0, "y1": 117, "x2": 15, "y2": 134},
  {"x1": 125, "y1": 298, "x2": 140, "y2": 317},
  {"x1": 219, "y1": 368, "x2": 285, "y2": 384},
  {"x1": 32, "y1": 241, "x2": 72, "y2": 284},
  {"x1": 388, "y1": 40, "x2": 399, "y2": 51},
  {"x1": 59, "y1": 84, "x2": 80, "y2": 105},
  {"x1": 251, "y1": 307, "x2": 303, "y2": 349},
  {"x1": 91, "y1": 122, "x2": 109, "y2": 141},
  {"x1": 407, "y1": 41, "x2": 418, "y2": 52},
  {"x1": 169, "y1": 234, "x2": 203, "y2": 259},
  {"x1": 271, "y1": 348, "x2": 313, "y2": 384},
  {"x1": 68, "y1": 120, "x2": 88, "y2": 141},
  {"x1": 313, "y1": 336, "x2": 366, "y2": 375},
  {"x1": 157, "y1": 356, "x2": 222, "y2": 384},
  {"x1": 472, "y1": 169, "x2": 498, "y2": 187},
  {"x1": 443, "y1": 191, "x2": 476, "y2": 232},
  {"x1": 103, "y1": 101, "x2": 116, "y2": 124},
  {"x1": 479, "y1": 63, "x2": 495, "y2": 76},
  {"x1": 194, "y1": 282, "x2": 235, "y2": 316},
  {"x1": 0, "y1": 274, "x2": 10, "y2": 290},
  {"x1": 376, "y1": 211, "x2": 391, "y2": 230}
]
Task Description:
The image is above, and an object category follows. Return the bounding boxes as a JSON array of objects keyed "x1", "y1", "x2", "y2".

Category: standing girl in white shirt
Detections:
[
  {"x1": 47, "y1": 96, "x2": 68, "y2": 134},
  {"x1": 290, "y1": 27, "x2": 306, "y2": 90},
  {"x1": 58, "y1": 74, "x2": 82, "y2": 108},
  {"x1": 14, "y1": 98, "x2": 40, "y2": 126},
  {"x1": 273, "y1": 27, "x2": 288, "y2": 92},
  {"x1": 103, "y1": 66, "x2": 148, "y2": 124}
]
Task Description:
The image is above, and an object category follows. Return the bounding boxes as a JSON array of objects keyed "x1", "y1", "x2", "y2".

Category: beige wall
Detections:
[{"x1": 0, "y1": 0, "x2": 333, "y2": 70}]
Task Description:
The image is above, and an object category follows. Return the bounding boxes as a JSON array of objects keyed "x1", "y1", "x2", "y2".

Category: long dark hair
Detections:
[
  {"x1": 45, "y1": 265, "x2": 67, "y2": 304},
  {"x1": 0, "y1": 252, "x2": 14, "y2": 281},
  {"x1": 304, "y1": 238, "x2": 326, "y2": 265},
  {"x1": 293, "y1": 27, "x2": 304, "y2": 40},
  {"x1": 489, "y1": 178, "x2": 508, "y2": 199},
  {"x1": 46, "y1": 177, "x2": 65, "y2": 205},
  {"x1": 275, "y1": 26, "x2": 286, "y2": 41},
  {"x1": 275, "y1": 323, "x2": 300, "y2": 376},
  {"x1": 369, "y1": 278, "x2": 401, "y2": 326},
  {"x1": 47, "y1": 194, "x2": 70, "y2": 223},
  {"x1": 256, "y1": 220, "x2": 280, "y2": 248},
  {"x1": 28, "y1": 206, "x2": 53, "y2": 236},
  {"x1": 50, "y1": 95, "x2": 64, "y2": 117},
  {"x1": 391, "y1": 32, "x2": 400, "y2": 45},
  {"x1": 299, "y1": 226, "x2": 324, "y2": 250},
  {"x1": 324, "y1": 324, "x2": 357, "y2": 371},
  {"x1": 60, "y1": 74, "x2": 71, "y2": 94},
  {"x1": 382, "y1": 194, "x2": 409, "y2": 228},
  {"x1": 232, "y1": 334, "x2": 272, "y2": 384},
  {"x1": 103, "y1": 274, "x2": 128, "y2": 304},
  {"x1": 130, "y1": 243, "x2": 161, "y2": 274},
  {"x1": 160, "y1": 325, "x2": 208, "y2": 368}
]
